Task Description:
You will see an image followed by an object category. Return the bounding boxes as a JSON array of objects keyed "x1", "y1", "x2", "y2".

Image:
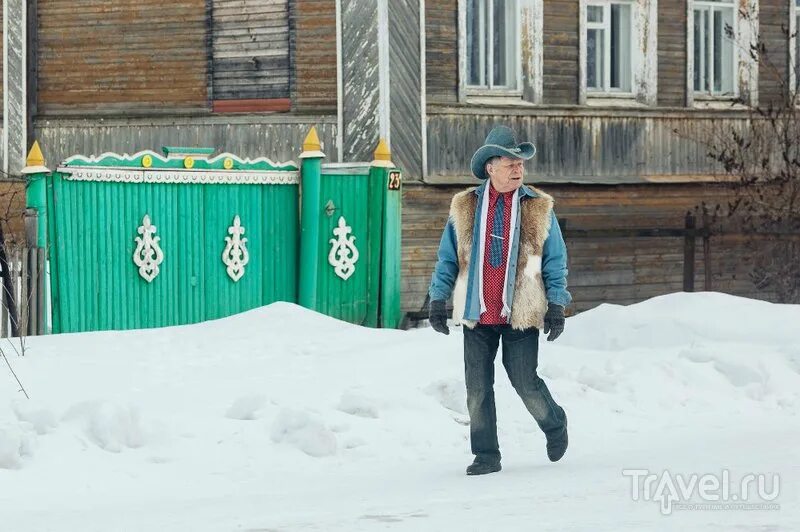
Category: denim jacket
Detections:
[{"x1": 428, "y1": 182, "x2": 572, "y2": 320}]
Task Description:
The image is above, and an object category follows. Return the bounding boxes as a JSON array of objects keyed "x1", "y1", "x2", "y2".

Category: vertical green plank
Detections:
[
  {"x1": 380, "y1": 170, "x2": 402, "y2": 328},
  {"x1": 364, "y1": 167, "x2": 384, "y2": 327},
  {"x1": 47, "y1": 173, "x2": 62, "y2": 333},
  {"x1": 96, "y1": 182, "x2": 107, "y2": 331}
]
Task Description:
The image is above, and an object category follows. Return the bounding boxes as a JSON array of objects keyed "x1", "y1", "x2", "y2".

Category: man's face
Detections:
[{"x1": 487, "y1": 156, "x2": 525, "y2": 193}]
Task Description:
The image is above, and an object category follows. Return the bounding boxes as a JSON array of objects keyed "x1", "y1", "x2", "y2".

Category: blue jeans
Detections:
[{"x1": 463, "y1": 324, "x2": 567, "y2": 463}]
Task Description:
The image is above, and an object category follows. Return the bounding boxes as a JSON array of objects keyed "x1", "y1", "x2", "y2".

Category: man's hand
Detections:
[
  {"x1": 429, "y1": 299, "x2": 450, "y2": 335},
  {"x1": 543, "y1": 303, "x2": 565, "y2": 342}
]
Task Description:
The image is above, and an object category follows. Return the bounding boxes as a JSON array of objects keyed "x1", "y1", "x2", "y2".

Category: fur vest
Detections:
[{"x1": 450, "y1": 186, "x2": 554, "y2": 330}]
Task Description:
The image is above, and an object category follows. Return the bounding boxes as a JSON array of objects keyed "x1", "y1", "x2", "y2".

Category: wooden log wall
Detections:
[
  {"x1": 759, "y1": 0, "x2": 791, "y2": 107},
  {"x1": 425, "y1": 0, "x2": 459, "y2": 104},
  {"x1": 543, "y1": 0, "x2": 579, "y2": 105},
  {"x1": 402, "y1": 182, "x2": 782, "y2": 315},
  {"x1": 291, "y1": 0, "x2": 338, "y2": 112},
  {"x1": 425, "y1": 108, "x2": 731, "y2": 182},
  {"x1": 211, "y1": 0, "x2": 290, "y2": 101},
  {"x1": 657, "y1": 0, "x2": 687, "y2": 106},
  {"x1": 36, "y1": 0, "x2": 208, "y2": 113},
  {"x1": 33, "y1": 115, "x2": 337, "y2": 172}
]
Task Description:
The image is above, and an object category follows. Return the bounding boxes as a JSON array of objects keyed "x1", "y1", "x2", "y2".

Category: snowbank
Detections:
[{"x1": 0, "y1": 293, "x2": 797, "y2": 531}]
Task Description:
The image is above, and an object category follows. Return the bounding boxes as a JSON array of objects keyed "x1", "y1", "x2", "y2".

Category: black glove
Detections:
[
  {"x1": 543, "y1": 303, "x2": 565, "y2": 342},
  {"x1": 429, "y1": 299, "x2": 450, "y2": 335}
]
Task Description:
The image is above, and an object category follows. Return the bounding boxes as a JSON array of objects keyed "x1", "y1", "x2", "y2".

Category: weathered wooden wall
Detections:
[
  {"x1": 759, "y1": 0, "x2": 791, "y2": 106},
  {"x1": 425, "y1": 0, "x2": 458, "y2": 104},
  {"x1": 211, "y1": 0, "x2": 290, "y2": 101},
  {"x1": 657, "y1": 0, "x2": 687, "y2": 106},
  {"x1": 33, "y1": 115, "x2": 337, "y2": 169},
  {"x1": 543, "y1": 0, "x2": 579, "y2": 105},
  {"x1": 389, "y1": 0, "x2": 424, "y2": 177},
  {"x1": 402, "y1": 182, "x2": 781, "y2": 314},
  {"x1": 37, "y1": 0, "x2": 208, "y2": 113},
  {"x1": 291, "y1": 0, "x2": 338, "y2": 112},
  {"x1": 425, "y1": 107, "x2": 742, "y2": 182}
]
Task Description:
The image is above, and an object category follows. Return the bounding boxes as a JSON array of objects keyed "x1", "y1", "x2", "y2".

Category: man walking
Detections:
[{"x1": 428, "y1": 126, "x2": 572, "y2": 476}]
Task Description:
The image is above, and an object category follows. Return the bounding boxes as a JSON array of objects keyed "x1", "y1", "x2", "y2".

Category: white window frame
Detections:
[
  {"x1": 691, "y1": 0, "x2": 738, "y2": 97},
  {"x1": 686, "y1": 0, "x2": 759, "y2": 106},
  {"x1": 585, "y1": 1, "x2": 634, "y2": 94},
  {"x1": 579, "y1": 0, "x2": 658, "y2": 106},
  {"x1": 458, "y1": 0, "x2": 542, "y2": 102},
  {"x1": 464, "y1": 0, "x2": 522, "y2": 93}
]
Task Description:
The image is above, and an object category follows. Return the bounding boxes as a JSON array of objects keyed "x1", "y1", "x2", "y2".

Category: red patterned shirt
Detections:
[{"x1": 480, "y1": 185, "x2": 513, "y2": 324}]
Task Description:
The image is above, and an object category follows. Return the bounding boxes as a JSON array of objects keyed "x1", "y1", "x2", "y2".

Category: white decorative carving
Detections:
[
  {"x1": 328, "y1": 216, "x2": 359, "y2": 281},
  {"x1": 61, "y1": 150, "x2": 297, "y2": 171},
  {"x1": 222, "y1": 215, "x2": 250, "y2": 282},
  {"x1": 133, "y1": 215, "x2": 165, "y2": 282},
  {"x1": 57, "y1": 167, "x2": 299, "y2": 185}
]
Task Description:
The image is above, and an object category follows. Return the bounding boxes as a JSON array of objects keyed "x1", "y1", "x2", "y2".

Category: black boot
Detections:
[
  {"x1": 546, "y1": 414, "x2": 568, "y2": 462},
  {"x1": 466, "y1": 458, "x2": 502, "y2": 476}
]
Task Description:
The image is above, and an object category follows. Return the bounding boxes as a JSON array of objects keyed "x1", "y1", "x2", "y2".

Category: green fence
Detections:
[{"x1": 23, "y1": 130, "x2": 401, "y2": 334}]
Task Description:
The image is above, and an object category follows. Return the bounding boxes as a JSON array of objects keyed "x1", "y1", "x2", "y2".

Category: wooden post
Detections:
[
  {"x1": 0, "y1": 236, "x2": 19, "y2": 337},
  {"x1": 298, "y1": 127, "x2": 326, "y2": 311},
  {"x1": 683, "y1": 212, "x2": 695, "y2": 292}
]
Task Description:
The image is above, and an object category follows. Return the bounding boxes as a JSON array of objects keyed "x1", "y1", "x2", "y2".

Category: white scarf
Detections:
[{"x1": 477, "y1": 186, "x2": 519, "y2": 319}]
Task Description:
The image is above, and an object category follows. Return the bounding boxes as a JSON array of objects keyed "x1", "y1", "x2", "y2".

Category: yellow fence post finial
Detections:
[
  {"x1": 27, "y1": 141, "x2": 45, "y2": 168},
  {"x1": 371, "y1": 138, "x2": 394, "y2": 168},
  {"x1": 300, "y1": 126, "x2": 325, "y2": 159},
  {"x1": 22, "y1": 140, "x2": 50, "y2": 175}
]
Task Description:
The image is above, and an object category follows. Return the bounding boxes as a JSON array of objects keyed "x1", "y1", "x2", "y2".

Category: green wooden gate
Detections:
[
  {"x1": 40, "y1": 148, "x2": 299, "y2": 333},
  {"x1": 23, "y1": 129, "x2": 402, "y2": 334}
]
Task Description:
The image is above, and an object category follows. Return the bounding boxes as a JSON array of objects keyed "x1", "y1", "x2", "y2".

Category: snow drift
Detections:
[{"x1": 0, "y1": 292, "x2": 797, "y2": 531}]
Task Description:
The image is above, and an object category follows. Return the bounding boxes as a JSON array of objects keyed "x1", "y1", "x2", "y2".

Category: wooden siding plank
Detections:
[
  {"x1": 37, "y1": 0, "x2": 208, "y2": 112},
  {"x1": 425, "y1": 0, "x2": 459, "y2": 104},
  {"x1": 543, "y1": 0, "x2": 579, "y2": 105},
  {"x1": 211, "y1": 0, "x2": 290, "y2": 102},
  {"x1": 291, "y1": 0, "x2": 337, "y2": 112},
  {"x1": 657, "y1": 0, "x2": 687, "y2": 106},
  {"x1": 759, "y1": 0, "x2": 791, "y2": 106}
]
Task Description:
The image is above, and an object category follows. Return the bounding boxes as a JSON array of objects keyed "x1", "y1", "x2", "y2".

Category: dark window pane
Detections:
[
  {"x1": 467, "y1": 0, "x2": 482, "y2": 85},
  {"x1": 493, "y1": 0, "x2": 508, "y2": 86}
]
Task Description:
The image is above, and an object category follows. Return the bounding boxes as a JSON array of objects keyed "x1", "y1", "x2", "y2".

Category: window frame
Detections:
[
  {"x1": 464, "y1": 0, "x2": 523, "y2": 94},
  {"x1": 585, "y1": 1, "x2": 636, "y2": 95},
  {"x1": 686, "y1": 0, "x2": 758, "y2": 107},
  {"x1": 690, "y1": 0, "x2": 738, "y2": 98},
  {"x1": 578, "y1": 0, "x2": 657, "y2": 106}
]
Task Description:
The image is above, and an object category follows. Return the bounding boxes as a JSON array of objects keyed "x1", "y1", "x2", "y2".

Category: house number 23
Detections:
[{"x1": 387, "y1": 171, "x2": 401, "y2": 190}]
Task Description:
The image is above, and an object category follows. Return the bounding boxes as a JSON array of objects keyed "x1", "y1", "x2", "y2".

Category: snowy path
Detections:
[{"x1": 1, "y1": 293, "x2": 798, "y2": 531}]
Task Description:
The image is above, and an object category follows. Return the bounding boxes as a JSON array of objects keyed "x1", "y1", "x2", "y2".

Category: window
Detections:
[
  {"x1": 466, "y1": 0, "x2": 520, "y2": 90},
  {"x1": 692, "y1": 0, "x2": 736, "y2": 96},
  {"x1": 586, "y1": 2, "x2": 633, "y2": 93}
]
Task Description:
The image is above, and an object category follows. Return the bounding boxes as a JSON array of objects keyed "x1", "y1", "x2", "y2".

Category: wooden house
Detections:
[{"x1": 1, "y1": 0, "x2": 796, "y2": 320}]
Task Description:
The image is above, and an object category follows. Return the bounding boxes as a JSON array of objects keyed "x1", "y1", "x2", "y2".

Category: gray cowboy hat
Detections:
[{"x1": 470, "y1": 125, "x2": 536, "y2": 180}]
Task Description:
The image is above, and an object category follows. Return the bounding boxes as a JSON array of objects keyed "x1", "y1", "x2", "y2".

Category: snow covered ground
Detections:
[{"x1": 0, "y1": 292, "x2": 798, "y2": 531}]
